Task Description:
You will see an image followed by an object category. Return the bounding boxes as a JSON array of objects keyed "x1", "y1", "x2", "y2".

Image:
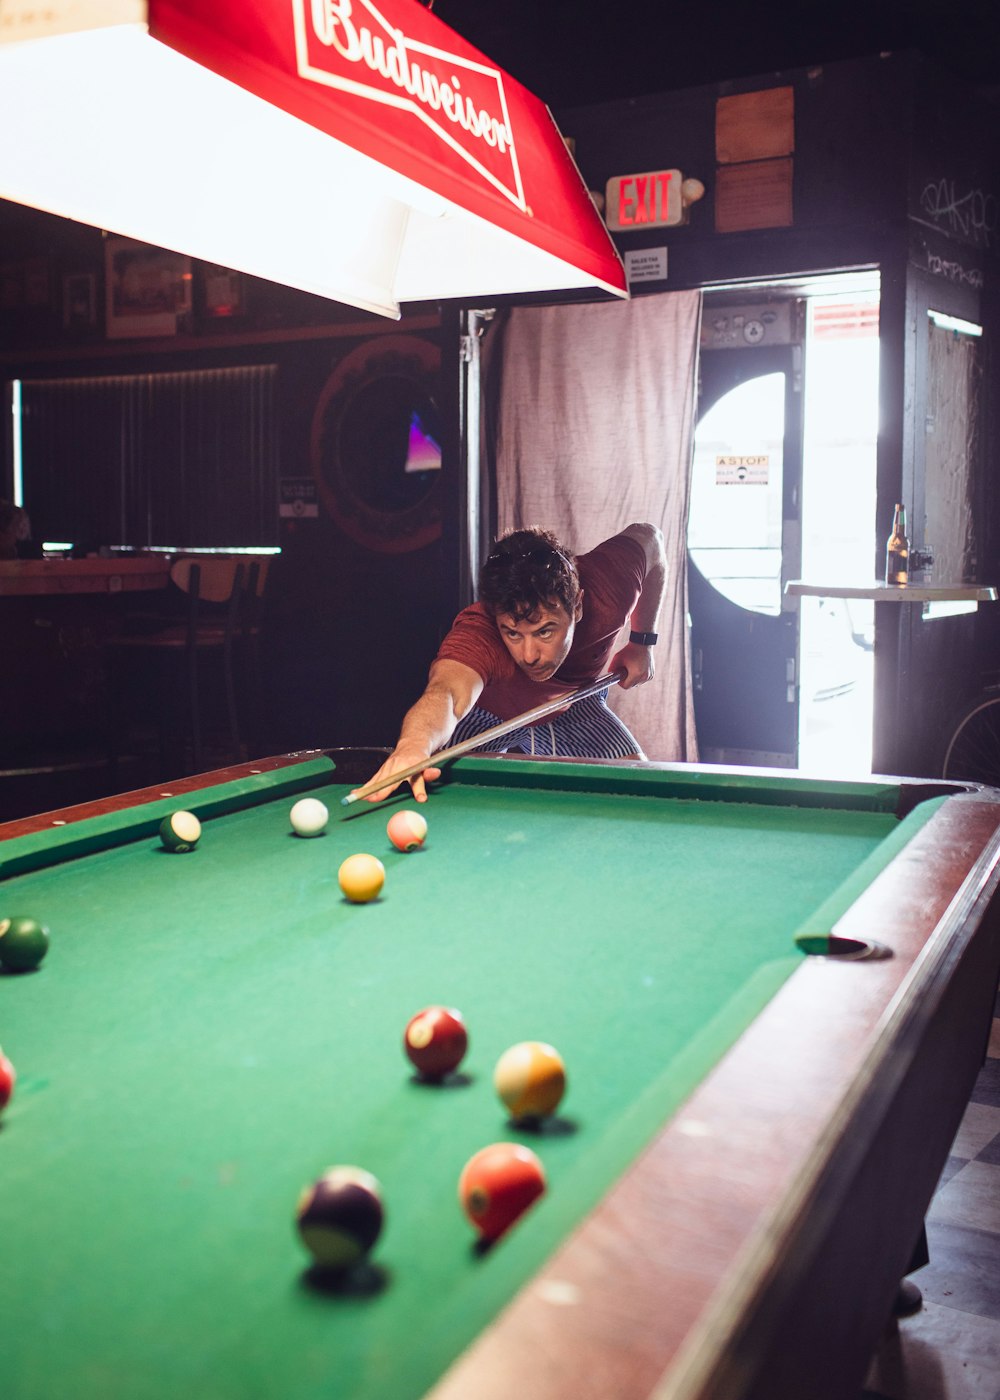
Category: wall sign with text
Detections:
[{"x1": 716, "y1": 455, "x2": 770, "y2": 485}]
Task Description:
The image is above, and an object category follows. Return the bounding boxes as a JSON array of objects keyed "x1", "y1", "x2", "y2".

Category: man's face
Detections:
[{"x1": 495, "y1": 595, "x2": 584, "y2": 682}]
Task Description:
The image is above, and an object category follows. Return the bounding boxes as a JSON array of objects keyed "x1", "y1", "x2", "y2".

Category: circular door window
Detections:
[{"x1": 688, "y1": 372, "x2": 786, "y2": 615}]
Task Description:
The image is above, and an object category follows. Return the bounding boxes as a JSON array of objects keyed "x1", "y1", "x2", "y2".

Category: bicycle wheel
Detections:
[{"x1": 942, "y1": 690, "x2": 1000, "y2": 786}]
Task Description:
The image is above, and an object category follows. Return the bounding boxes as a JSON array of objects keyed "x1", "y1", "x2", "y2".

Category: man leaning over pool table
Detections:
[{"x1": 355, "y1": 522, "x2": 667, "y2": 804}]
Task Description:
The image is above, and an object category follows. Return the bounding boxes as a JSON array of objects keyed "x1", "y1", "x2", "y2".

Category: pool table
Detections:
[{"x1": 2, "y1": 750, "x2": 1000, "y2": 1400}]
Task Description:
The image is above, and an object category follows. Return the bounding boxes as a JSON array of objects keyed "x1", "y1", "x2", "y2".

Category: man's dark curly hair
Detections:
[{"x1": 478, "y1": 528, "x2": 580, "y2": 622}]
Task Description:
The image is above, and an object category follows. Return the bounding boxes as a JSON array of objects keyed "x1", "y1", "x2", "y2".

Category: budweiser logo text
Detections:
[
  {"x1": 309, "y1": 0, "x2": 510, "y2": 153},
  {"x1": 293, "y1": 0, "x2": 525, "y2": 208}
]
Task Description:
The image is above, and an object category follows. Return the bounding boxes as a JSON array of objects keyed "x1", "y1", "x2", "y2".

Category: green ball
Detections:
[
  {"x1": 0, "y1": 916, "x2": 50, "y2": 972},
  {"x1": 159, "y1": 811, "x2": 202, "y2": 853}
]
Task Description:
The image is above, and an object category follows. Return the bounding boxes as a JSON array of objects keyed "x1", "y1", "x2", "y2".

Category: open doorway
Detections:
[
  {"x1": 689, "y1": 272, "x2": 880, "y2": 774},
  {"x1": 797, "y1": 284, "x2": 879, "y2": 773}
]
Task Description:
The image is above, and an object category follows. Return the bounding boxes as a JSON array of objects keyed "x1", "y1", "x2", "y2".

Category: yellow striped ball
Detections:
[{"x1": 493, "y1": 1040, "x2": 566, "y2": 1120}]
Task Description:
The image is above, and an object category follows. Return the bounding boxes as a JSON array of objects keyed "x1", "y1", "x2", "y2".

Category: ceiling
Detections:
[{"x1": 429, "y1": 0, "x2": 1000, "y2": 109}]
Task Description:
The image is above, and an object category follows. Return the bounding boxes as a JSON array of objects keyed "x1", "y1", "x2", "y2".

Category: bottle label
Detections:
[{"x1": 887, "y1": 550, "x2": 909, "y2": 585}]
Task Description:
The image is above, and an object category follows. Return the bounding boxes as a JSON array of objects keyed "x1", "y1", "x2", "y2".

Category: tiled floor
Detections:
[{"x1": 864, "y1": 1002, "x2": 1000, "y2": 1399}]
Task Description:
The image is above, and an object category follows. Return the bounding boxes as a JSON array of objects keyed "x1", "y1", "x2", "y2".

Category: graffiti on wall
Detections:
[{"x1": 919, "y1": 178, "x2": 997, "y2": 249}]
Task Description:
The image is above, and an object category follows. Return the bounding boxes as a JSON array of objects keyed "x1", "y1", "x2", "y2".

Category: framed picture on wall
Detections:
[
  {"x1": 1, "y1": 258, "x2": 52, "y2": 310},
  {"x1": 105, "y1": 237, "x2": 193, "y2": 339},
  {"x1": 200, "y1": 262, "x2": 245, "y2": 319},
  {"x1": 63, "y1": 273, "x2": 97, "y2": 328}
]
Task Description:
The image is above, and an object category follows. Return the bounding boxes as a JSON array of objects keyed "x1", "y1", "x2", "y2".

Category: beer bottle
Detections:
[{"x1": 886, "y1": 503, "x2": 909, "y2": 586}]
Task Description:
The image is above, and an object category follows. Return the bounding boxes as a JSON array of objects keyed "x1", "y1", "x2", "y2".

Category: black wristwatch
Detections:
[{"x1": 629, "y1": 630, "x2": 658, "y2": 646}]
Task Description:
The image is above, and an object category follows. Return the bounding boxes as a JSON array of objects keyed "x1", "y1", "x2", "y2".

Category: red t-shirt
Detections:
[{"x1": 434, "y1": 532, "x2": 647, "y2": 722}]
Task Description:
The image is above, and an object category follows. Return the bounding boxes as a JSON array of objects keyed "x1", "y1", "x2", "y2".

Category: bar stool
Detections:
[{"x1": 110, "y1": 557, "x2": 252, "y2": 775}]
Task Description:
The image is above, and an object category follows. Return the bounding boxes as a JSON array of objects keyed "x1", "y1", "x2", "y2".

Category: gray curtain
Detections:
[{"x1": 493, "y1": 292, "x2": 702, "y2": 761}]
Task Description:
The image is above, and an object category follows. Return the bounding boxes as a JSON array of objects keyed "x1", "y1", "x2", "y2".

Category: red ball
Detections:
[
  {"x1": 387, "y1": 810, "x2": 428, "y2": 852},
  {"x1": 459, "y1": 1142, "x2": 546, "y2": 1242},
  {"x1": 404, "y1": 1006, "x2": 468, "y2": 1078},
  {"x1": 0, "y1": 1047, "x2": 15, "y2": 1115}
]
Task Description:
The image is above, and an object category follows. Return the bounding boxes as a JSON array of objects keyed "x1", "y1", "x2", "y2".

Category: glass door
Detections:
[{"x1": 689, "y1": 335, "x2": 802, "y2": 766}]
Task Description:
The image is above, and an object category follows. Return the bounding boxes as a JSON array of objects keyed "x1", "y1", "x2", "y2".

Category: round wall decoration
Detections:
[{"x1": 310, "y1": 335, "x2": 443, "y2": 553}]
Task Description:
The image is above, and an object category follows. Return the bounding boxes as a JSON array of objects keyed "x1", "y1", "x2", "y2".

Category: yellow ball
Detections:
[
  {"x1": 338, "y1": 853, "x2": 385, "y2": 904},
  {"x1": 494, "y1": 1040, "x2": 566, "y2": 1120}
]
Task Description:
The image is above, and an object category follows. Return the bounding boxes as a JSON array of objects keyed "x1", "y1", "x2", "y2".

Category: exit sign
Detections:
[{"x1": 605, "y1": 169, "x2": 682, "y2": 230}]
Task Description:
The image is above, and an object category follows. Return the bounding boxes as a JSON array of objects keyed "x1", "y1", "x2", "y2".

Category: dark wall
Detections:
[
  {"x1": 264, "y1": 330, "x2": 455, "y2": 753},
  {"x1": 556, "y1": 53, "x2": 920, "y2": 292},
  {"x1": 1, "y1": 206, "x2": 460, "y2": 758},
  {"x1": 557, "y1": 52, "x2": 998, "y2": 292}
]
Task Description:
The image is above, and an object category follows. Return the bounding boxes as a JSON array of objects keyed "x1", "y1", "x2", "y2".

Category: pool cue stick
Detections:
[{"x1": 341, "y1": 672, "x2": 623, "y2": 806}]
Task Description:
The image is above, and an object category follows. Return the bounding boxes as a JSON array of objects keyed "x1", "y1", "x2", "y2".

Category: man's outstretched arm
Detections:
[{"x1": 352, "y1": 658, "x2": 484, "y2": 803}]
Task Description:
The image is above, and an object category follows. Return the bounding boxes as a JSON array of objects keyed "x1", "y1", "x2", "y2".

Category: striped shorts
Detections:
[{"x1": 451, "y1": 689, "x2": 643, "y2": 760}]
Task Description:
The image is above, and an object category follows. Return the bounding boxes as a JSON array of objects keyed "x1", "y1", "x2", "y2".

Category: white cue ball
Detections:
[{"x1": 290, "y1": 797, "x2": 329, "y2": 837}]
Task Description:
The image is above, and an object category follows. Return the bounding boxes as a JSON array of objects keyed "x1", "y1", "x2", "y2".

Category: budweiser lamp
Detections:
[{"x1": 0, "y1": 0, "x2": 626, "y2": 319}]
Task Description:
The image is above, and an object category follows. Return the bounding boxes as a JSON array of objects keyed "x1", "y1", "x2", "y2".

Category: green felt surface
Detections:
[{"x1": 0, "y1": 762, "x2": 934, "y2": 1400}]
